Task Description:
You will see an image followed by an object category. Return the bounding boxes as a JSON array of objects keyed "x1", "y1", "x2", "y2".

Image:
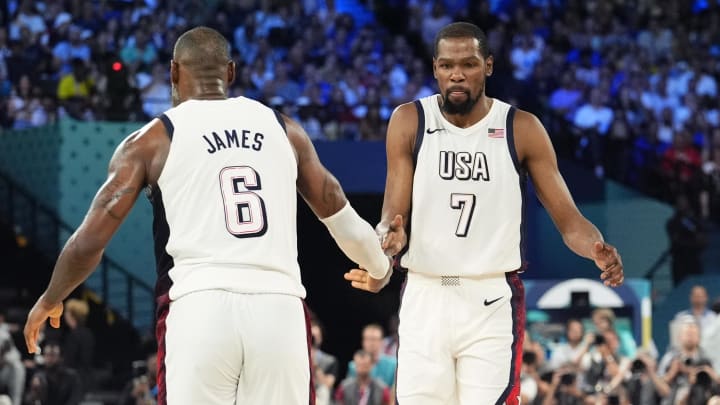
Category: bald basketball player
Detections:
[{"x1": 24, "y1": 26, "x2": 390, "y2": 404}]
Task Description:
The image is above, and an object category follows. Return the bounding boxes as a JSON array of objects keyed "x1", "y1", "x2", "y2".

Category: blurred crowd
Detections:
[
  {"x1": 1, "y1": 0, "x2": 719, "y2": 225},
  {"x1": 515, "y1": 285, "x2": 720, "y2": 405},
  {"x1": 2, "y1": 0, "x2": 720, "y2": 404}
]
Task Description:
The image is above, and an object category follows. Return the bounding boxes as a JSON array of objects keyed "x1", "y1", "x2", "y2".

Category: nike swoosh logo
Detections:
[
  {"x1": 484, "y1": 296, "x2": 503, "y2": 306},
  {"x1": 426, "y1": 128, "x2": 446, "y2": 134}
]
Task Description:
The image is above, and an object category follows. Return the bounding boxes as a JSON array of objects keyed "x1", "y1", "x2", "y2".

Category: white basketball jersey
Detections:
[
  {"x1": 400, "y1": 95, "x2": 527, "y2": 277},
  {"x1": 151, "y1": 97, "x2": 304, "y2": 300}
]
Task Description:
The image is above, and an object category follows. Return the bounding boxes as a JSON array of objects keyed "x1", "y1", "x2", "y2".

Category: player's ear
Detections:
[
  {"x1": 432, "y1": 58, "x2": 438, "y2": 79},
  {"x1": 170, "y1": 60, "x2": 179, "y2": 85},
  {"x1": 485, "y1": 54, "x2": 494, "y2": 77},
  {"x1": 227, "y1": 60, "x2": 236, "y2": 86}
]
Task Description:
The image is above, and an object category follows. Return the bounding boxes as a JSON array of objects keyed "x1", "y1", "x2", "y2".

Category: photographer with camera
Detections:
[
  {"x1": 623, "y1": 350, "x2": 671, "y2": 404},
  {"x1": 658, "y1": 319, "x2": 714, "y2": 403},
  {"x1": 580, "y1": 330, "x2": 631, "y2": 396},
  {"x1": 541, "y1": 366, "x2": 584, "y2": 405},
  {"x1": 680, "y1": 361, "x2": 720, "y2": 405}
]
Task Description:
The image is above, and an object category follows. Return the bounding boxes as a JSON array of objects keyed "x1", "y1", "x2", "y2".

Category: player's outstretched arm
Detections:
[
  {"x1": 344, "y1": 103, "x2": 417, "y2": 293},
  {"x1": 515, "y1": 110, "x2": 623, "y2": 287},
  {"x1": 376, "y1": 102, "x2": 416, "y2": 257},
  {"x1": 282, "y1": 114, "x2": 390, "y2": 281},
  {"x1": 24, "y1": 122, "x2": 159, "y2": 353}
]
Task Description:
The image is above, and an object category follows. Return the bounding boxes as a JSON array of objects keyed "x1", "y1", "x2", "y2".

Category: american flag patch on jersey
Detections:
[{"x1": 488, "y1": 128, "x2": 505, "y2": 138}]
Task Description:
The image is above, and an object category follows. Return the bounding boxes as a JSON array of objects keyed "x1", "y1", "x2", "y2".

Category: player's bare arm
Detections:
[
  {"x1": 284, "y1": 115, "x2": 348, "y2": 218},
  {"x1": 24, "y1": 120, "x2": 168, "y2": 353},
  {"x1": 377, "y1": 102, "x2": 417, "y2": 256},
  {"x1": 282, "y1": 114, "x2": 390, "y2": 281},
  {"x1": 344, "y1": 103, "x2": 418, "y2": 292},
  {"x1": 514, "y1": 110, "x2": 623, "y2": 287}
]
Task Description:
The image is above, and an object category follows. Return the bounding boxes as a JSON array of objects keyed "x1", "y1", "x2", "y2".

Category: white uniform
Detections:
[
  {"x1": 150, "y1": 97, "x2": 311, "y2": 405},
  {"x1": 397, "y1": 96, "x2": 525, "y2": 405}
]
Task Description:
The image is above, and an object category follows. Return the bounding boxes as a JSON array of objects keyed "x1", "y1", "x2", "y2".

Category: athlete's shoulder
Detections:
[{"x1": 509, "y1": 106, "x2": 543, "y2": 132}]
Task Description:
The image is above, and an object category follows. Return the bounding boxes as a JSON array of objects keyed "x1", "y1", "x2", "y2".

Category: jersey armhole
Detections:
[
  {"x1": 412, "y1": 100, "x2": 425, "y2": 167},
  {"x1": 273, "y1": 109, "x2": 287, "y2": 135},
  {"x1": 158, "y1": 113, "x2": 174, "y2": 140},
  {"x1": 505, "y1": 106, "x2": 522, "y2": 175}
]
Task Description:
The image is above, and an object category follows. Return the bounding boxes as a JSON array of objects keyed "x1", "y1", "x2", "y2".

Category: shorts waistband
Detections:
[{"x1": 407, "y1": 271, "x2": 518, "y2": 286}]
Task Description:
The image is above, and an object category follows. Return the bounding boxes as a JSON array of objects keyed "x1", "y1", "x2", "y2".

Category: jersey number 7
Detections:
[
  {"x1": 450, "y1": 193, "x2": 476, "y2": 237},
  {"x1": 219, "y1": 166, "x2": 268, "y2": 238}
]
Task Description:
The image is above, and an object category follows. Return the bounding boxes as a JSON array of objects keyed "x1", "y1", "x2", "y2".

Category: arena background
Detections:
[{"x1": 0, "y1": 0, "x2": 719, "y2": 403}]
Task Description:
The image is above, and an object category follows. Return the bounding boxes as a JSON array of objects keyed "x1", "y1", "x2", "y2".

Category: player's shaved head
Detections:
[
  {"x1": 173, "y1": 26, "x2": 231, "y2": 71},
  {"x1": 170, "y1": 26, "x2": 235, "y2": 106}
]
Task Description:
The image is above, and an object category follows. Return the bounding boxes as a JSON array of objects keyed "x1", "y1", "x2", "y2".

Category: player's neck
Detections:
[{"x1": 180, "y1": 80, "x2": 228, "y2": 103}]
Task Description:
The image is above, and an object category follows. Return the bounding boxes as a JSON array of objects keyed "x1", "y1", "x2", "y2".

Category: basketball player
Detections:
[
  {"x1": 24, "y1": 27, "x2": 390, "y2": 404},
  {"x1": 344, "y1": 22, "x2": 624, "y2": 404}
]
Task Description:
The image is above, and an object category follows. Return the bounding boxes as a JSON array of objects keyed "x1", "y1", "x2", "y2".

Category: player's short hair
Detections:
[
  {"x1": 173, "y1": 26, "x2": 231, "y2": 70},
  {"x1": 434, "y1": 22, "x2": 490, "y2": 58}
]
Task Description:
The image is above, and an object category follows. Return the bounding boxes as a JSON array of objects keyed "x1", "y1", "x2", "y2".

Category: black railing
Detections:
[{"x1": 0, "y1": 170, "x2": 153, "y2": 329}]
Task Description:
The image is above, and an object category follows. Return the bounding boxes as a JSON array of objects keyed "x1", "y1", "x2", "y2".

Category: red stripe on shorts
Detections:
[
  {"x1": 497, "y1": 271, "x2": 525, "y2": 405},
  {"x1": 302, "y1": 301, "x2": 316, "y2": 405},
  {"x1": 155, "y1": 293, "x2": 170, "y2": 405}
]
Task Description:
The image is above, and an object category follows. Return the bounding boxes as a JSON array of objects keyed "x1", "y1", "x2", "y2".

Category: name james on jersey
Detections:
[{"x1": 202, "y1": 129, "x2": 264, "y2": 154}]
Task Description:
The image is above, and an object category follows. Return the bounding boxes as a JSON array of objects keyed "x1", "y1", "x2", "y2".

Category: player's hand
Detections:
[
  {"x1": 591, "y1": 241, "x2": 623, "y2": 287},
  {"x1": 24, "y1": 296, "x2": 63, "y2": 354},
  {"x1": 377, "y1": 215, "x2": 406, "y2": 257},
  {"x1": 344, "y1": 266, "x2": 392, "y2": 293}
]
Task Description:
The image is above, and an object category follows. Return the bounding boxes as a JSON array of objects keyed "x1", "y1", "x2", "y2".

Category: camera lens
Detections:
[{"x1": 631, "y1": 359, "x2": 646, "y2": 373}]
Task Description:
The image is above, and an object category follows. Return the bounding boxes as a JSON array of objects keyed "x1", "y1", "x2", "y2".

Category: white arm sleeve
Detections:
[{"x1": 319, "y1": 202, "x2": 390, "y2": 279}]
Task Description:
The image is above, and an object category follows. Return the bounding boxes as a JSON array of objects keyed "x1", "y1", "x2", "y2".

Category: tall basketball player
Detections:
[
  {"x1": 24, "y1": 27, "x2": 390, "y2": 405},
  {"x1": 345, "y1": 22, "x2": 624, "y2": 404}
]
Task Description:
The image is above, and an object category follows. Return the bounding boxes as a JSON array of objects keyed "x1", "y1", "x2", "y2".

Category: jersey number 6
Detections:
[{"x1": 219, "y1": 166, "x2": 268, "y2": 238}]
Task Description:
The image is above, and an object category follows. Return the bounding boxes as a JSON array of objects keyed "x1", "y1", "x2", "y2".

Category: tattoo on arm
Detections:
[{"x1": 91, "y1": 180, "x2": 136, "y2": 221}]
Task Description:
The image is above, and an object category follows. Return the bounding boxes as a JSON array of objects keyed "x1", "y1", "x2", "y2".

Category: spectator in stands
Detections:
[
  {"x1": 119, "y1": 30, "x2": 158, "y2": 73},
  {"x1": 701, "y1": 142, "x2": 720, "y2": 221},
  {"x1": 0, "y1": 318, "x2": 23, "y2": 405},
  {"x1": 666, "y1": 194, "x2": 707, "y2": 286},
  {"x1": 547, "y1": 72, "x2": 583, "y2": 122},
  {"x1": 57, "y1": 58, "x2": 94, "y2": 121},
  {"x1": 674, "y1": 286, "x2": 717, "y2": 334},
  {"x1": 119, "y1": 351, "x2": 157, "y2": 405},
  {"x1": 347, "y1": 324, "x2": 396, "y2": 389},
  {"x1": 296, "y1": 96, "x2": 324, "y2": 140},
  {"x1": 381, "y1": 314, "x2": 398, "y2": 358},
  {"x1": 661, "y1": 128, "x2": 703, "y2": 202},
  {"x1": 310, "y1": 317, "x2": 339, "y2": 385},
  {"x1": 591, "y1": 308, "x2": 637, "y2": 359},
  {"x1": 549, "y1": 318, "x2": 588, "y2": 370},
  {"x1": 334, "y1": 350, "x2": 392, "y2": 405},
  {"x1": 22, "y1": 341, "x2": 82, "y2": 405},
  {"x1": 623, "y1": 350, "x2": 671, "y2": 405},
  {"x1": 138, "y1": 62, "x2": 171, "y2": 119},
  {"x1": 658, "y1": 319, "x2": 714, "y2": 403},
  {"x1": 580, "y1": 329, "x2": 631, "y2": 396},
  {"x1": 540, "y1": 366, "x2": 585, "y2": 405},
  {"x1": 8, "y1": 1, "x2": 46, "y2": 41},
  {"x1": 61, "y1": 299, "x2": 95, "y2": 392},
  {"x1": 519, "y1": 348, "x2": 542, "y2": 404},
  {"x1": 52, "y1": 25, "x2": 92, "y2": 76},
  {"x1": 572, "y1": 88, "x2": 614, "y2": 178}
]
